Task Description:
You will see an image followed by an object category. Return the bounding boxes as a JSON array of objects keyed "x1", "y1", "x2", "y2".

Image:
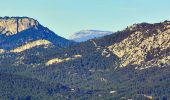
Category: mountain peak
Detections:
[
  {"x1": 0, "y1": 16, "x2": 73, "y2": 50},
  {"x1": 108, "y1": 21, "x2": 170, "y2": 69},
  {"x1": 0, "y1": 16, "x2": 39, "y2": 36},
  {"x1": 127, "y1": 20, "x2": 170, "y2": 31},
  {"x1": 69, "y1": 30, "x2": 113, "y2": 42}
]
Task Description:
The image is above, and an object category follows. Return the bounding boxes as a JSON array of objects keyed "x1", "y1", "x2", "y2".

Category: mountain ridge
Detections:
[
  {"x1": 0, "y1": 16, "x2": 74, "y2": 50},
  {"x1": 0, "y1": 16, "x2": 39, "y2": 36},
  {"x1": 0, "y1": 18, "x2": 170, "y2": 99},
  {"x1": 69, "y1": 30, "x2": 113, "y2": 42}
]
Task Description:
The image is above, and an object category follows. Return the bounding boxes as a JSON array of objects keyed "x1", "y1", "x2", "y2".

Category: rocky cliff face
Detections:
[
  {"x1": 0, "y1": 17, "x2": 39, "y2": 36},
  {"x1": 0, "y1": 17, "x2": 73, "y2": 51},
  {"x1": 108, "y1": 21, "x2": 170, "y2": 69}
]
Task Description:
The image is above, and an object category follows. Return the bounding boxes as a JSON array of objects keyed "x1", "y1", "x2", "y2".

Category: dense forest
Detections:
[{"x1": 0, "y1": 18, "x2": 170, "y2": 100}]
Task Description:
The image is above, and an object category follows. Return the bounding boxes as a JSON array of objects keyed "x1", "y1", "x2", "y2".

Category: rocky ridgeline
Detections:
[
  {"x1": 0, "y1": 17, "x2": 49, "y2": 53},
  {"x1": 108, "y1": 21, "x2": 170, "y2": 69},
  {"x1": 10, "y1": 40, "x2": 52, "y2": 53},
  {"x1": 0, "y1": 17, "x2": 73, "y2": 51},
  {"x1": 0, "y1": 17, "x2": 39, "y2": 36},
  {"x1": 0, "y1": 39, "x2": 51, "y2": 54},
  {"x1": 0, "y1": 17, "x2": 169, "y2": 70}
]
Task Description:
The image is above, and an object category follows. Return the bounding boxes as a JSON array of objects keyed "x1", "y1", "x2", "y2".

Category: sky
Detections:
[{"x1": 0, "y1": 0, "x2": 170, "y2": 38}]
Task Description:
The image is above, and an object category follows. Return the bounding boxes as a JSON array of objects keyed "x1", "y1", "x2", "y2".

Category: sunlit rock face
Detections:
[
  {"x1": 46, "y1": 54, "x2": 82, "y2": 66},
  {"x1": 10, "y1": 40, "x2": 52, "y2": 53},
  {"x1": 108, "y1": 21, "x2": 170, "y2": 69},
  {"x1": 0, "y1": 49, "x2": 5, "y2": 53},
  {"x1": 0, "y1": 17, "x2": 39, "y2": 36},
  {"x1": 0, "y1": 17, "x2": 73, "y2": 50}
]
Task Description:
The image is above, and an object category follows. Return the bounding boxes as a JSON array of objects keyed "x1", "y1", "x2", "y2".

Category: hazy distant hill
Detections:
[{"x1": 69, "y1": 30, "x2": 113, "y2": 42}]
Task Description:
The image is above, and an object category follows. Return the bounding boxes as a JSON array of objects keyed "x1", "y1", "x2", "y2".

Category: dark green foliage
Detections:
[
  {"x1": 0, "y1": 43, "x2": 170, "y2": 99},
  {"x1": 0, "y1": 73, "x2": 74, "y2": 100},
  {"x1": 0, "y1": 21, "x2": 170, "y2": 99}
]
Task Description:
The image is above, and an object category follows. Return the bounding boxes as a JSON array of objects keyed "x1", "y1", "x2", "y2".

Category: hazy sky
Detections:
[{"x1": 0, "y1": 0, "x2": 170, "y2": 38}]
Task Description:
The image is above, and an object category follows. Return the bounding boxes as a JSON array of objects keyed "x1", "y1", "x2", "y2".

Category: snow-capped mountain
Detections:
[{"x1": 69, "y1": 30, "x2": 113, "y2": 42}]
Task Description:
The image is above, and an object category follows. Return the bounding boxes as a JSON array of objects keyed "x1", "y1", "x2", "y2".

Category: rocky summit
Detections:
[
  {"x1": 0, "y1": 17, "x2": 39, "y2": 36},
  {"x1": 108, "y1": 21, "x2": 170, "y2": 69},
  {"x1": 0, "y1": 17, "x2": 73, "y2": 51},
  {"x1": 0, "y1": 18, "x2": 170, "y2": 99}
]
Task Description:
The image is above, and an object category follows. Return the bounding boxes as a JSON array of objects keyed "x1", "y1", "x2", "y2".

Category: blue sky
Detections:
[{"x1": 0, "y1": 0, "x2": 170, "y2": 38}]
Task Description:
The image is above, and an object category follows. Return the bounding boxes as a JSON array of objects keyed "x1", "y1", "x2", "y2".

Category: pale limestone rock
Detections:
[
  {"x1": 10, "y1": 40, "x2": 51, "y2": 53},
  {"x1": 73, "y1": 54, "x2": 82, "y2": 58},
  {"x1": 0, "y1": 49, "x2": 5, "y2": 53},
  {"x1": 110, "y1": 91, "x2": 116, "y2": 94},
  {"x1": 46, "y1": 58, "x2": 63, "y2": 66},
  {"x1": 46, "y1": 54, "x2": 82, "y2": 66},
  {"x1": 0, "y1": 17, "x2": 39, "y2": 36},
  {"x1": 108, "y1": 25, "x2": 170, "y2": 68},
  {"x1": 143, "y1": 94, "x2": 153, "y2": 100}
]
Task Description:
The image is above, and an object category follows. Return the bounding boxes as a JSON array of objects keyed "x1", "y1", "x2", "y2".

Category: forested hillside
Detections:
[{"x1": 0, "y1": 18, "x2": 169, "y2": 99}]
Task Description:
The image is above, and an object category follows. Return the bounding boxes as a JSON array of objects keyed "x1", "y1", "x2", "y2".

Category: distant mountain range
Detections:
[
  {"x1": 0, "y1": 17, "x2": 170, "y2": 99},
  {"x1": 69, "y1": 30, "x2": 113, "y2": 42}
]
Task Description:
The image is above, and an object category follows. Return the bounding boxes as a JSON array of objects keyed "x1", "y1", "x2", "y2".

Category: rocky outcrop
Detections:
[
  {"x1": 0, "y1": 17, "x2": 74, "y2": 50},
  {"x1": 0, "y1": 17, "x2": 39, "y2": 36},
  {"x1": 0, "y1": 49, "x2": 5, "y2": 53},
  {"x1": 10, "y1": 40, "x2": 51, "y2": 53},
  {"x1": 46, "y1": 54, "x2": 82, "y2": 66},
  {"x1": 108, "y1": 21, "x2": 170, "y2": 69}
]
